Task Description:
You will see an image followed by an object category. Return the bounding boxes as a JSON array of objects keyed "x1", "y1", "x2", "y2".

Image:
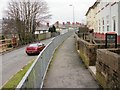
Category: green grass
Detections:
[{"x1": 2, "y1": 59, "x2": 35, "y2": 89}]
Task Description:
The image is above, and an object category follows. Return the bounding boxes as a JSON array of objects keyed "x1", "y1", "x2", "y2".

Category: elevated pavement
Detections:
[{"x1": 43, "y1": 35, "x2": 100, "y2": 88}]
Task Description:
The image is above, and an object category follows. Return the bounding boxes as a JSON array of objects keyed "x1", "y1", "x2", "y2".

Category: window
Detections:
[
  {"x1": 102, "y1": 18, "x2": 104, "y2": 32},
  {"x1": 112, "y1": 16, "x2": 116, "y2": 31},
  {"x1": 106, "y1": 16, "x2": 109, "y2": 32},
  {"x1": 107, "y1": 25, "x2": 109, "y2": 32}
]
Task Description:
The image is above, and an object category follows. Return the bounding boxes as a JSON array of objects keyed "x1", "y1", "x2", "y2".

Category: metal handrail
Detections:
[{"x1": 16, "y1": 31, "x2": 73, "y2": 89}]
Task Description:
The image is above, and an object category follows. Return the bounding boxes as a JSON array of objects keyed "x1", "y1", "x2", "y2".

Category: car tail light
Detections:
[{"x1": 35, "y1": 47, "x2": 39, "y2": 50}]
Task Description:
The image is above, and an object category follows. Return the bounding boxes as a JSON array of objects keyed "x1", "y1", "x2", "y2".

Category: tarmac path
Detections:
[{"x1": 43, "y1": 35, "x2": 100, "y2": 88}]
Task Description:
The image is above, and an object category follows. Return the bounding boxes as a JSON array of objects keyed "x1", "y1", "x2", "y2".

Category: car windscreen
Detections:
[
  {"x1": 38, "y1": 43, "x2": 43, "y2": 46},
  {"x1": 29, "y1": 44, "x2": 38, "y2": 47}
]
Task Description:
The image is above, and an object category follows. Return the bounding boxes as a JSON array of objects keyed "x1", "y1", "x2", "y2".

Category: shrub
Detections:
[
  {"x1": 0, "y1": 35, "x2": 5, "y2": 40},
  {"x1": 7, "y1": 43, "x2": 12, "y2": 48}
]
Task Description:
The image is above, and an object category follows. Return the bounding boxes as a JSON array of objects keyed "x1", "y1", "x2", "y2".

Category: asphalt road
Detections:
[{"x1": 0, "y1": 38, "x2": 53, "y2": 88}]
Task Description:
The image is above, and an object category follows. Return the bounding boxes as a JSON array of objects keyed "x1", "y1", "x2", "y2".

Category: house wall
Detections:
[
  {"x1": 96, "y1": 2, "x2": 100, "y2": 33},
  {"x1": 110, "y1": 2, "x2": 118, "y2": 33},
  {"x1": 86, "y1": 9, "x2": 94, "y2": 29},
  {"x1": 94, "y1": 1, "x2": 120, "y2": 43},
  {"x1": 93, "y1": 4, "x2": 98, "y2": 33},
  {"x1": 118, "y1": 1, "x2": 120, "y2": 43}
]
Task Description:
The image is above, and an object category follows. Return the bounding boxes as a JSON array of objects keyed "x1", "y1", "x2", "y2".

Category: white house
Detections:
[
  {"x1": 86, "y1": 0, "x2": 120, "y2": 43},
  {"x1": 35, "y1": 24, "x2": 49, "y2": 34},
  {"x1": 86, "y1": 0, "x2": 100, "y2": 31}
]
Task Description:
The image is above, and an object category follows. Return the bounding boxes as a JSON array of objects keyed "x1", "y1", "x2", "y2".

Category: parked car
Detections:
[{"x1": 25, "y1": 43, "x2": 45, "y2": 55}]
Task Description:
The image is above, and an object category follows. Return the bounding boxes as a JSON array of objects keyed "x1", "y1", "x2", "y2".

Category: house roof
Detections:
[
  {"x1": 36, "y1": 24, "x2": 49, "y2": 31},
  {"x1": 85, "y1": 0, "x2": 100, "y2": 16}
]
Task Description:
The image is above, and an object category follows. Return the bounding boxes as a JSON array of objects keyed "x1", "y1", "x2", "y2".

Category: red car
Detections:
[{"x1": 26, "y1": 43, "x2": 45, "y2": 55}]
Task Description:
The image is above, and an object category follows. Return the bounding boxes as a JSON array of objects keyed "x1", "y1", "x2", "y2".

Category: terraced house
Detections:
[{"x1": 86, "y1": 0, "x2": 120, "y2": 43}]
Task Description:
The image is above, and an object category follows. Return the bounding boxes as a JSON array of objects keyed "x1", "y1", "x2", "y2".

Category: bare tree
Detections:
[
  {"x1": 3, "y1": 0, "x2": 51, "y2": 45},
  {"x1": 2, "y1": 18, "x2": 17, "y2": 38}
]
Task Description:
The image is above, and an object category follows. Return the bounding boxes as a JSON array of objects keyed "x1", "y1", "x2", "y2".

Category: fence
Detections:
[
  {"x1": 0, "y1": 39, "x2": 16, "y2": 53},
  {"x1": 16, "y1": 31, "x2": 73, "y2": 89}
]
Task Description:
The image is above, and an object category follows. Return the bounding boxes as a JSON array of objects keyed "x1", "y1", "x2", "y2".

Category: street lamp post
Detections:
[{"x1": 69, "y1": 4, "x2": 75, "y2": 23}]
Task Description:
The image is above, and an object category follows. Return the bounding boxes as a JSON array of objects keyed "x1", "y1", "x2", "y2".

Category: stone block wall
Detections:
[
  {"x1": 79, "y1": 39, "x2": 96, "y2": 67},
  {"x1": 75, "y1": 33, "x2": 120, "y2": 68},
  {"x1": 74, "y1": 34, "x2": 105, "y2": 67},
  {"x1": 96, "y1": 49, "x2": 120, "y2": 88},
  {"x1": 75, "y1": 33, "x2": 120, "y2": 88}
]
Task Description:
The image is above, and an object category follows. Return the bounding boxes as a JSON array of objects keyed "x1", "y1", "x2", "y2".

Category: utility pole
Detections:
[{"x1": 69, "y1": 4, "x2": 75, "y2": 23}]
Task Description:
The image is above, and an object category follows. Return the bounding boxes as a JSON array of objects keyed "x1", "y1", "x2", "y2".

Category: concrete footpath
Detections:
[{"x1": 43, "y1": 35, "x2": 100, "y2": 88}]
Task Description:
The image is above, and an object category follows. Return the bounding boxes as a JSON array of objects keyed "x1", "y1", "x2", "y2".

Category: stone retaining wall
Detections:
[
  {"x1": 75, "y1": 33, "x2": 120, "y2": 67},
  {"x1": 96, "y1": 49, "x2": 120, "y2": 88},
  {"x1": 75, "y1": 34, "x2": 105, "y2": 67},
  {"x1": 75, "y1": 33, "x2": 120, "y2": 88}
]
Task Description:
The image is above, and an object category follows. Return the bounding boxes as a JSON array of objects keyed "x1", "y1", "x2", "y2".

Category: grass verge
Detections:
[{"x1": 1, "y1": 59, "x2": 35, "y2": 89}]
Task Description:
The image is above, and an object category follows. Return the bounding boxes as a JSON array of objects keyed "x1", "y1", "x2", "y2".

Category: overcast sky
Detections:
[{"x1": 0, "y1": 0, "x2": 96, "y2": 24}]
